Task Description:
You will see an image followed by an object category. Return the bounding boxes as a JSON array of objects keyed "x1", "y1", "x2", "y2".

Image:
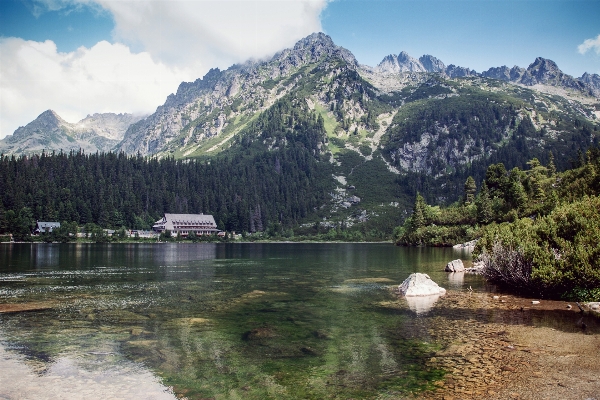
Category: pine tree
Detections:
[
  {"x1": 476, "y1": 183, "x2": 493, "y2": 224},
  {"x1": 547, "y1": 151, "x2": 556, "y2": 177},
  {"x1": 410, "y1": 193, "x2": 427, "y2": 230},
  {"x1": 463, "y1": 176, "x2": 477, "y2": 204}
]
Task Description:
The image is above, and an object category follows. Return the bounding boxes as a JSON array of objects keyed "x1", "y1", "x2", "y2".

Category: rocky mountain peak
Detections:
[
  {"x1": 11, "y1": 110, "x2": 66, "y2": 139},
  {"x1": 522, "y1": 57, "x2": 562, "y2": 85},
  {"x1": 419, "y1": 55, "x2": 446, "y2": 73},
  {"x1": 286, "y1": 32, "x2": 356, "y2": 67},
  {"x1": 37, "y1": 109, "x2": 66, "y2": 126},
  {"x1": 377, "y1": 51, "x2": 427, "y2": 73},
  {"x1": 376, "y1": 51, "x2": 475, "y2": 77}
]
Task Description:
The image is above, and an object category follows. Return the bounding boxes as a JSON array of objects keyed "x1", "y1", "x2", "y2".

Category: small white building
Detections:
[
  {"x1": 152, "y1": 213, "x2": 219, "y2": 236},
  {"x1": 34, "y1": 221, "x2": 60, "y2": 234}
]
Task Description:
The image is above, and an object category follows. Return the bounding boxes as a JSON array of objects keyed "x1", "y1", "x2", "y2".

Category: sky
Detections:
[{"x1": 1, "y1": 0, "x2": 599, "y2": 139}]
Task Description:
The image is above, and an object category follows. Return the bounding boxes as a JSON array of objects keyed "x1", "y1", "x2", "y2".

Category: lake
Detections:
[{"x1": 0, "y1": 242, "x2": 488, "y2": 399}]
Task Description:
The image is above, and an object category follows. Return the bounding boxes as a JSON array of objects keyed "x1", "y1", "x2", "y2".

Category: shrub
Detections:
[{"x1": 475, "y1": 196, "x2": 600, "y2": 297}]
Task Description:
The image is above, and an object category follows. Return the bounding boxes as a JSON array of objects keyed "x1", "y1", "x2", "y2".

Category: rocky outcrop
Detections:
[
  {"x1": 398, "y1": 273, "x2": 446, "y2": 296},
  {"x1": 419, "y1": 55, "x2": 446, "y2": 73},
  {"x1": 579, "y1": 72, "x2": 600, "y2": 97},
  {"x1": 376, "y1": 52, "x2": 599, "y2": 99},
  {"x1": 453, "y1": 240, "x2": 477, "y2": 251},
  {"x1": 376, "y1": 52, "x2": 473, "y2": 77},
  {"x1": 445, "y1": 64, "x2": 477, "y2": 78},
  {"x1": 445, "y1": 259, "x2": 465, "y2": 272},
  {"x1": 377, "y1": 52, "x2": 427, "y2": 73},
  {"x1": 520, "y1": 57, "x2": 583, "y2": 90},
  {"x1": 465, "y1": 261, "x2": 484, "y2": 274},
  {"x1": 481, "y1": 65, "x2": 526, "y2": 82}
]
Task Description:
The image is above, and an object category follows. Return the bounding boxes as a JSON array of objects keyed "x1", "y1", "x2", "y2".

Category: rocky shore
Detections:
[{"x1": 387, "y1": 291, "x2": 600, "y2": 399}]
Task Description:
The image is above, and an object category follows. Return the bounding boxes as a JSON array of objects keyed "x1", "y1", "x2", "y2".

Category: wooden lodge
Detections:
[{"x1": 152, "y1": 213, "x2": 219, "y2": 236}]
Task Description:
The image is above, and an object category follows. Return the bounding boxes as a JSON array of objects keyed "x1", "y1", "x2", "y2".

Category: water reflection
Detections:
[
  {"x1": 446, "y1": 272, "x2": 465, "y2": 288},
  {"x1": 32, "y1": 244, "x2": 60, "y2": 269},
  {"x1": 404, "y1": 294, "x2": 443, "y2": 314},
  {"x1": 0, "y1": 336, "x2": 177, "y2": 399}
]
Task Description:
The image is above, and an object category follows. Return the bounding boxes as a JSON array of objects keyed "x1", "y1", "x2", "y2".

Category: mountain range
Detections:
[
  {"x1": 1, "y1": 33, "x2": 599, "y2": 233},
  {"x1": 2, "y1": 33, "x2": 598, "y2": 160}
]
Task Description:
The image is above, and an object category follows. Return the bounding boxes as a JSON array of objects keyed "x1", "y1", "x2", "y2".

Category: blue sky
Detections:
[{"x1": 1, "y1": 0, "x2": 599, "y2": 139}]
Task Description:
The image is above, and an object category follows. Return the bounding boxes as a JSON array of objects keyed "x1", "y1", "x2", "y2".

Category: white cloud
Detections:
[
  {"x1": 578, "y1": 34, "x2": 600, "y2": 55},
  {"x1": 101, "y1": 0, "x2": 328, "y2": 69},
  {"x1": 0, "y1": 38, "x2": 197, "y2": 138},
  {"x1": 1, "y1": 0, "x2": 329, "y2": 138}
]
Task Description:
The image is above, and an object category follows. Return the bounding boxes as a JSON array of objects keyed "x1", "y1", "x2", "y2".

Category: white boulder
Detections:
[
  {"x1": 398, "y1": 273, "x2": 447, "y2": 297},
  {"x1": 445, "y1": 259, "x2": 465, "y2": 272}
]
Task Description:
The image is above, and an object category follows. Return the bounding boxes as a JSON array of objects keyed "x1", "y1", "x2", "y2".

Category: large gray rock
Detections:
[
  {"x1": 445, "y1": 259, "x2": 465, "y2": 272},
  {"x1": 398, "y1": 273, "x2": 446, "y2": 296}
]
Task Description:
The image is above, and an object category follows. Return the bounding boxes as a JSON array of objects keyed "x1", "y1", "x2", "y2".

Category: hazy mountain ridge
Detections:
[
  {"x1": 0, "y1": 110, "x2": 144, "y2": 156},
  {"x1": 375, "y1": 50, "x2": 600, "y2": 97}
]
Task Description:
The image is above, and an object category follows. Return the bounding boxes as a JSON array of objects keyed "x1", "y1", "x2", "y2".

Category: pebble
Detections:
[{"x1": 531, "y1": 301, "x2": 540, "y2": 305}]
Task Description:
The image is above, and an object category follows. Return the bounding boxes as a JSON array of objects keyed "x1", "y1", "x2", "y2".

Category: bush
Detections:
[{"x1": 475, "y1": 196, "x2": 600, "y2": 297}]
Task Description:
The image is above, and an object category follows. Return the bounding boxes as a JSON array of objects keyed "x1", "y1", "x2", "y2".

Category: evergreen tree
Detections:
[
  {"x1": 463, "y1": 176, "x2": 476, "y2": 204},
  {"x1": 547, "y1": 151, "x2": 556, "y2": 177},
  {"x1": 476, "y1": 183, "x2": 493, "y2": 224},
  {"x1": 410, "y1": 193, "x2": 427, "y2": 230},
  {"x1": 506, "y1": 168, "x2": 528, "y2": 211}
]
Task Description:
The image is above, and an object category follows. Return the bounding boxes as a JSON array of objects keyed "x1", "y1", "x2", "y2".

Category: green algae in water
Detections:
[{"x1": 139, "y1": 281, "x2": 447, "y2": 399}]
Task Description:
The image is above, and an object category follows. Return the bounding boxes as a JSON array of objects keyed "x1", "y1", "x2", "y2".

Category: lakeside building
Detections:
[
  {"x1": 34, "y1": 221, "x2": 60, "y2": 234},
  {"x1": 152, "y1": 213, "x2": 219, "y2": 236}
]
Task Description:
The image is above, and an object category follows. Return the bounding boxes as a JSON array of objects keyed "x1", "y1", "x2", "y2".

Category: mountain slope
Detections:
[{"x1": 115, "y1": 33, "x2": 358, "y2": 157}]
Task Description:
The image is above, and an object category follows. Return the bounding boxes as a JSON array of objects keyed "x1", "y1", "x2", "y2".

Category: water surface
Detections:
[{"x1": 0, "y1": 243, "x2": 518, "y2": 398}]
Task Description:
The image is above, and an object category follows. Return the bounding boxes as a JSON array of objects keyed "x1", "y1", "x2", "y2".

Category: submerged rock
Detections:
[
  {"x1": 0, "y1": 302, "x2": 54, "y2": 313},
  {"x1": 585, "y1": 302, "x2": 600, "y2": 312},
  {"x1": 445, "y1": 259, "x2": 465, "y2": 272},
  {"x1": 398, "y1": 273, "x2": 446, "y2": 296}
]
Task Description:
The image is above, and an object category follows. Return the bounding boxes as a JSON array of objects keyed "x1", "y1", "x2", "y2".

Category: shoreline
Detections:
[{"x1": 403, "y1": 290, "x2": 600, "y2": 399}]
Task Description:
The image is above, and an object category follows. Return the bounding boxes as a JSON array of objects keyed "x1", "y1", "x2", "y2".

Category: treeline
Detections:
[
  {"x1": 0, "y1": 98, "x2": 333, "y2": 237},
  {"x1": 396, "y1": 148, "x2": 600, "y2": 246}
]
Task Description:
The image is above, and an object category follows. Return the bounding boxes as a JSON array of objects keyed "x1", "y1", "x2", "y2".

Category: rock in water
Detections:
[
  {"x1": 398, "y1": 273, "x2": 447, "y2": 296},
  {"x1": 445, "y1": 259, "x2": 465, "y2": 272}
]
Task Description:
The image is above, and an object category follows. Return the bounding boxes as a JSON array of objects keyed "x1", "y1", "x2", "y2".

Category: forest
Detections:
[{"x1": 0, "y1": 98, "x2": 333, "y2": 240}]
